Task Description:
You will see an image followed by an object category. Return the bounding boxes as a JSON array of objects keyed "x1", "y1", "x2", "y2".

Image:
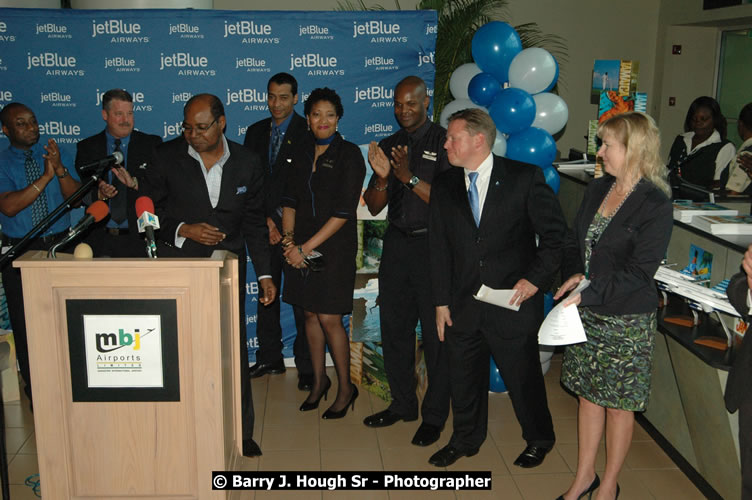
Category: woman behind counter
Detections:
[
  {"x1": 667, "y1": 95, "x2": 735, "y2": 190},
  {"x1": 280, "y1": 88, "x2": 366, "y2": 419},
  {"x1": 724, "y1": 102, "x2": 752, "y2": 195},
  {"x1": 554, "y1": 112, "x2": 673, "y2": 500}
]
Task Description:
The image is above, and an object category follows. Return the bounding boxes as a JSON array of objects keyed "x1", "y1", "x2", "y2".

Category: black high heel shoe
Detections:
[
  {"x1": 322, "y1": 385, "x2": 358, "y2": 419},
  {"x1": 555, "y1": 473, "x2": 600, "y2": 500},
  {"x1": 299, "y1": 376, "x2": 331, "y2": 412}
]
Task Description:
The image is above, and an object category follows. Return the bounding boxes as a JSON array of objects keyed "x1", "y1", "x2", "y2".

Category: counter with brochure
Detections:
[{"x1": 557, "y1": 170, "x2": 747, "y2": 500}]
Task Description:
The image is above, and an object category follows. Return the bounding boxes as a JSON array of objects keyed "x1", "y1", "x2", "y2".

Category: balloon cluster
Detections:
[{"x1": 441, "y1": 21, "x2": 567, "y2": 194}]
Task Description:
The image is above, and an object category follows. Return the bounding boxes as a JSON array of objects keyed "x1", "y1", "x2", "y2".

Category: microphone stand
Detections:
[{"x1": 0, "y1": 168, "x2": 106, "y2": 267}]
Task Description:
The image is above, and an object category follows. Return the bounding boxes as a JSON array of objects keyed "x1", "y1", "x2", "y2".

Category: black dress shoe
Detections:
[
  {"x1": 249, "y1": 360, "x2": 286, "y2": 378},
  {"x1": 242, "y1": 438, "x2": 262, "y2": 457},
  {"x1": 363, "y1": 409, "x2": 416, "y2": 428},
  {"x1": 428, "y1": 445, "x2": 478, "y2": 467},
  {"x1": 297, "y1": 373, "x2": 314, "y2": 391},
  {"x1": 411, "y1": 422, "x2": 443, "y2": 447},
  {"x1": 513, "y1": 445, "x2": 552, "y2": 468}
]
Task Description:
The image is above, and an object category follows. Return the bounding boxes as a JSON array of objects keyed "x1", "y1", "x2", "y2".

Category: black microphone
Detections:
[{"x1": 78, "y1": 151, "x2": 124, "y2": 175}]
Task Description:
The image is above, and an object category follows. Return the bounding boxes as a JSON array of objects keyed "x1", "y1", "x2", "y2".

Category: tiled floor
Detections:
[{"x1": 4, "y1": 354, "x2": 707, "y2": 499}]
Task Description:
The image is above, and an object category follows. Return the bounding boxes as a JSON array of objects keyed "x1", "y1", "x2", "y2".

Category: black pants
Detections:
[
  {"x1": 446, "y1": 323, "x2": 555, "y2": 452},
  {"x1": 255, "y1": 243, "x2": 312, "y2": 375},
  {"x1": 378, "y1": 227, "x2": 449, "y2": 426}
]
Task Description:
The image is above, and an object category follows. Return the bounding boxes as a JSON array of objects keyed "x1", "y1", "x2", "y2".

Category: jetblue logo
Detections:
[
  {"x1": 425, "y1": 24, "x2": 438, "y2": 35},
  {"x1": 352, "y1": 20, "x2": 406, "y2": 42},
  {"x1": 171, "y1": 91, "x2": 193, "y2": 104},
  {"x1": 299, "y1": 24, "x2": 333, "y2": 40},
  {"x1": 35, "y1": 23, "x2": 71, "y2": 39},
  {"x1": 169, "y1": 23, "x2": 203, "y2": 39},
  {"x1": 417, "y1": 51, "x2": 435, "y2": 67},
  {"x1": 27, "y1": 52, "x2": 84, "y2": 76},
  {"x1": 38, "y1": 121, "x2": 81, "y2": 136},
  {"x1": 289, "y1": 53, "x2": 344, "y2": 76},
  {"x1": 354, "y1": 86, "x2": 394, "y2": 108},
  {"x1": 0, "y1": 90, "x2": 12, "y2": 102},
  {"x1": 95, "y1": 88, "x2": 150, "y2": 112},
  {"x1": 364, "y1": 56, "x2": 398, "y2": 71},
  {"x1": 364, "y1": 123, "x2": 394, "y2": 136},
  {"x1": 223, "y1": 20, "x2": 279, "y2": 44},
  {"x1": 104, "y1": 56, "x2": 139, "y2": 72},
  {"x1": 235, "y1": 57, "x2": 269, "y2": 73},
  {"x1": 226, "y1": 88, "x2": 266, "y2": 104},
  {"x1": 0, "y1": 21, "x2": 15, "y2": 42},
  {"x1": 91, "y1": 19, "x2": 148, "y2": 43},
  {"x1": 40, "y1": 92, "x2": 76, "y2": 108},
  {"x1": 163, "y1": 121, "x2": 182, "y2": 139},
  {"x1": 160, "y1": 52, "x2": 215, "y2": 76}
]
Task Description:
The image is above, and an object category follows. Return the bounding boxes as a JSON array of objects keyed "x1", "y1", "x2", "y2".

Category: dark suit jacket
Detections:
[
  {"x1": 142, "y1": 136, "x2": 271, "y2": 276},
  {"x1": 726, "y1": 272, "x2": 752, "y2": 413},
  {"x1": 75, "y1": 129, "x2": 162, "y2": 230},
  {"x1": 561, "y1": 175, "x2": 673, "y2": 315},
  {"x1": 243, "y1": 113, "x2": 309, "y2": 229},
  {"x1": 429, "y1": 155, "x2": 567, "y2": 338}
]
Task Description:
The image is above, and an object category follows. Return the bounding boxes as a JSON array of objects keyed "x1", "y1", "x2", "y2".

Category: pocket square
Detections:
[{"x1": 236, "y1": 186, "x2": 247, "y2": 194}]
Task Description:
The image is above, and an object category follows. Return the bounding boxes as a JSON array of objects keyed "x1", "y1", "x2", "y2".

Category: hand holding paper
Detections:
[{"x1": 538, "y1": 279, "x2": 591, "y2": 346}]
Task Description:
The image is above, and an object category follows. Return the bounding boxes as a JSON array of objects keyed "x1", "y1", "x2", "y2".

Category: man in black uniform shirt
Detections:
[
  {"x1": 362, "y1": 76, "x2": 451, "y2": 447},
  {"x1": 243, "y1": 73, "x2": 313, "y2": 390}
]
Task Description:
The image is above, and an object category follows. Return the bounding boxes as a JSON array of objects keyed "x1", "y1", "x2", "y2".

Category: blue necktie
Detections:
[
  {"x1": 468, "y1": 171, "x2": 480, "y2": 226},
  {"x1": 24, "y1": 151, "x2": 48, "y2": 226},
  {"x1": 270, "y1": 127, "x2": 282, "y2": 167}
]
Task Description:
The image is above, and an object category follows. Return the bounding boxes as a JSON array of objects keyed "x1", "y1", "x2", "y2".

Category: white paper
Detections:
[
  {"x1": 537, "y1": 279, "x2": 591, "y2": 346},
  {"x1": 473, "y1": 285, "x2": 520, "y2": 311}
]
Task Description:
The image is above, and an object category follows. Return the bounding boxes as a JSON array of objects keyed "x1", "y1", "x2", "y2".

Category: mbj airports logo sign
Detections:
[{"x1": 83, "y1": 315, "x2": 164, "y2": 388}]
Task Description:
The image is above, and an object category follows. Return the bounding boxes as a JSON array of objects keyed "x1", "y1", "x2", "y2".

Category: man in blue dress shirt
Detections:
[{"x1": 0, "y1": 102, "x2": 81, "y2": 405}]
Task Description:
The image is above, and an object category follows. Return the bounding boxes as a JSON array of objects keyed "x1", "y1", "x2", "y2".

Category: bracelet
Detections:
[
  {"x1": 372, "y1": 182, "x2": 388, "y2": 192},
  {"x1": 283, "y1": 230, "x2": 294, "y2": 238},
  {"x1": 31, "y1": 183, "x2": 41, "y2": 193},
  {"x1": 56, "y1": 167, "x2": 69, "y2": 179},
  {"x1": 297, "y1": 245, "x2": 307, "y2": 258}
]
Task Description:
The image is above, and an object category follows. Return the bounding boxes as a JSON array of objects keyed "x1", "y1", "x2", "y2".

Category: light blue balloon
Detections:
[
  {"x1": 488, "y1": 87, "x2": 536, "y2": 135},
  {"x1": 468, "y1": 72, "x2": 502, "y2": 107},
  {"x1": 471, "y1": 21, "x2": 522, "y2": 84},
  {"x1": 489, "y1": 356, "x2": 507, "y2": 393},
  {"x1": 505, "y1": 127, "x2": 557, "y2": 168},
  {"x1": 543, "y1": 58, "x2": 560, "y2": 93},
  {"x1": 542, "y1": 165, "x2": 560, "y2": 194}
]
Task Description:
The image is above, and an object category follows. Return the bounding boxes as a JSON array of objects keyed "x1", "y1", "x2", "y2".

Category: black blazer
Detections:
[
  {"x1": 429, "y1": 155, "x2": 567, "y2": 338},
  {"x1": 561, "y1": 175, "x2": 673, "y2": 315},
  {"x1": 75, "y1": 129, "x2": 162, "y2": 230},
  {"x1": 726, "y1": 272, "x2": 752, "y2": 413},
  {"x1": 142, "y1": 136, "x2": 271, "y2": 276},
  {"x1": 243, "y1": 112, "x2": 308, "y2": 228}
]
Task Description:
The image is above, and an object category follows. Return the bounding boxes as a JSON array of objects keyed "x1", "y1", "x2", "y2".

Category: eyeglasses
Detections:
[{"x1": 181, "y1": 118, "x2": 217, "y2": 135}]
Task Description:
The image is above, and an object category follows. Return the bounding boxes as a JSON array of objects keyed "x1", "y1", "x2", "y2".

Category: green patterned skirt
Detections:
[{"x1": 561, "y1": 308, "x2": 656, "y2": 411}]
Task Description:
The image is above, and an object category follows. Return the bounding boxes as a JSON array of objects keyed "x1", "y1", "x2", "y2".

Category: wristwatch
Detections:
[{"x1": 407, "y1": 175, "x2": 420, "y2": 190}]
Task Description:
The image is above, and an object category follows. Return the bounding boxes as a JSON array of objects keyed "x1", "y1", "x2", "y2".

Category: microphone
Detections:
[
  {"x1": 78, "y1": 151, "x2": 124, "y2": 175},
  {"x1": 48, "y1": 201, "x2": 109, "y2": 258},
  {"x1": 135, "y1": 196, "x2": 160, "y2": 258}
]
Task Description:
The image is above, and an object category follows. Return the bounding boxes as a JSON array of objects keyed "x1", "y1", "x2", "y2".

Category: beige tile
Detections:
[
  {"x1": 235, "y1": 454, "x2": 260, "y2": 472},
  {"x1": 321, "y1": 448, "x2": 383, "y2": 471},
  {"x1": 447, "y1": 442, "x2": 509, "y2": 475},
  {"x1": 8, "y1": 453, "x2": 38, "y2": 485},
  {"x1": 552, "y1": 418, "x2": 579, "y2": 445},
  {"x1": 320, "y1": 423, "x2": 378, "y2": 450},
  {"x1": 488, "y1": 418, "x2": 526, "y2": 446},
  {"x1": 547, "y1": 395, "x2": 579, "y2": 419},
  {"x1": 625, "y1": 441, "x2": 678, "y2": 470},
  {"x1": 265, "y1": 400, "x2": 321, "y2": 426},
  {"x1": 634, "y1": 469, "x2": 706, "y2": 499},
  {"x1": 632, "y1": 421, "x2": 653, "y2": 442},
  {"x1": 324, "y1": 489, "x2": 388, "y2": 500},
  {"x1": 18, "y1": 431, "x2": 37, "y2": 454},
  {"x1": 258, "y1": 449, "x2": 320, "y2": 471},
  {"x1": 4, "y1": 403, "x2": 34, "y2": 429},
  {"x1": 4, "y1": 426, "x2": 33, "y2": 455},
  {"x1": 513, "y1": 472, "x2": 574, "y2": 499},
  {"x1": 498, "y1": 444, "x2": 570, "y2": 475},
  {"x1": 261, "y1": 424, "x2": 319, "y2": 450},
  {"x1": 556, "y1": 442, "x2": 607, "y2": 473},
  {"x1": 375, "y1": 421, "x2": 425, "y2": 449},
  {"x1": 9, "y1": 484, "x2": 41, "y2": 500},
  {"x1": 381, "y1": 445, "x2": 438, "y2": 471},
  {"x1": 488, "y1": 393, "x2": 517, "y2": 421}
]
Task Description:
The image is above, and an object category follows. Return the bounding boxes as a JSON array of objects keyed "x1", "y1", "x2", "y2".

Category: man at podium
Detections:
[{"x1": 142, "y1": 94, "x2": 275, "y2": 457}]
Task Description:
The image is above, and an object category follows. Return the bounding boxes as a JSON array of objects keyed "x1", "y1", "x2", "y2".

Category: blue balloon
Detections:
[
  {"x1": 488, "y1": 88, "x2": 536, "y2": 135},
  {"x1": 489, "y1": 356, "x2": 507, "y2": 393},
  {"x1": 468, "y1": 72, "x2": 501, "y2": 107},
  {"x1": 543, "y1": 58, "x2": 560, "y2": 93},
  {"x1": 505, "y1": 127, "x2": 557, "y2": 168},
  {"x1": 542, "y1": 165, "x2": 560, "y2": 194},
  {"x1": 471, "y1": 21, "x2": 522, "y2": 84},
  {"x1": 543, "y1": 291, "x2": 554, "y2": 317}
]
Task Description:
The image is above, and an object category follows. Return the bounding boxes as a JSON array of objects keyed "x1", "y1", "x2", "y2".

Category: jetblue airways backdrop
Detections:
[{"x1": 0, "y1": 7, "x2": 437, "y2": 362}]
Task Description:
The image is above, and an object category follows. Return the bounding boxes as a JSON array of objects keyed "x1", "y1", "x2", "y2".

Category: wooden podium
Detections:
[{"x1": 15, "y1": 250, "x2": 244, "y2": 499}]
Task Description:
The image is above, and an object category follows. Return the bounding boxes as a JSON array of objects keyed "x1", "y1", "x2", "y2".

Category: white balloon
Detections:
[
  {"x1": 439, "y1": 99, "x2": 484, "y2": 128},
  {"x1": 531, "y1": 93, "x2": 569, "y2": 135},
  {"x1": 492, "y1": 131, "x2": 507, "y2": 157},
  {"x1": 449, "y1": 63, "x2": 482, "y2": 100},
  {"x1": 508, "y1": 48, "x2": 557, "y2": 95}
]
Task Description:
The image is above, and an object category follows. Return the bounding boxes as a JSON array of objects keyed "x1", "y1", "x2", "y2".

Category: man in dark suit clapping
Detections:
[
  {"x1": 244, "y1": 73, "x2": 312, "y2": 390},
  {"x1": 142, "y1": 93, "x2": 275, "y2": 457},
  {"x1": 428, "y1": 108, "x2": 566, "y2": 468}
]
